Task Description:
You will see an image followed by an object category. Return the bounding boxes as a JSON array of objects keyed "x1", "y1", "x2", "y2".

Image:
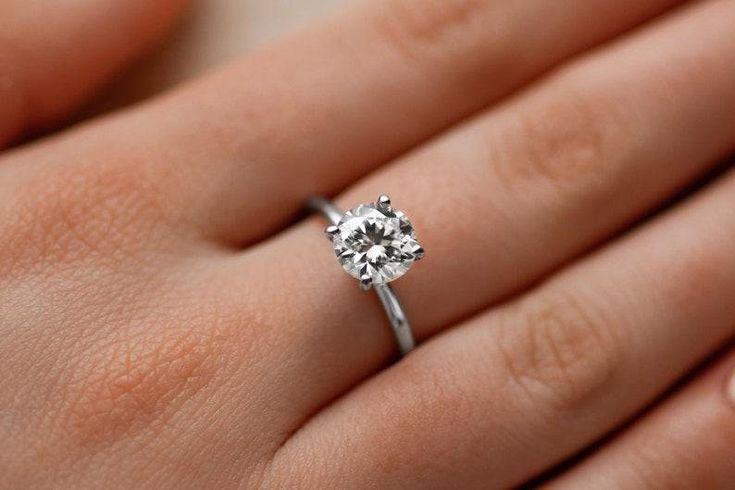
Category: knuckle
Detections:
[
  {"x1": 373, "y1": 0, "x2": 487, "y2": 63},
  {"x1": 495, "y1": 81, "x2": 628, "y2": 195},
  {"x1": 498, "y1": 286, "x2": 622, "y2": 411}
]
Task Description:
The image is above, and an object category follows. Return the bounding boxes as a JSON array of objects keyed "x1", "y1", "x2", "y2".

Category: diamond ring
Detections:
[{"x1": 307, "y1": 195, "x2": 424, "y2": 356}]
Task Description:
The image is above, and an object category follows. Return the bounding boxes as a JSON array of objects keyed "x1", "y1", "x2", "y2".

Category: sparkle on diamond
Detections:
[{"x1": 331, "y1": 203, "x2": 422, "y2": 285}]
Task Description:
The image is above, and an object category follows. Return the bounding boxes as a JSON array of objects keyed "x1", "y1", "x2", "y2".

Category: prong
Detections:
[
  {"x1": 324, "y1": 225, "x2": 339, "y2": 240},
  {"x1": 360, "y1": 275, "x2": 373, "y2": 291},
  {"x1": 413, "y1": 246, "x2": 425, "y2": 261},
  {"x1": 377, "y1": 194, "x2": 392, "y2": 211}
]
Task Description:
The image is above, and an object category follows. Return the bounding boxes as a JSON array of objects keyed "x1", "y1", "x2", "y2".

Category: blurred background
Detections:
[{"x1": 92, "y1": 0, "x2": 348, "y2": 111}]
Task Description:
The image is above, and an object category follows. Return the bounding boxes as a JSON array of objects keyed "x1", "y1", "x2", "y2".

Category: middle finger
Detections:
[{"x1": 0, "y1": 0, "x2": 686, "y2": 246}]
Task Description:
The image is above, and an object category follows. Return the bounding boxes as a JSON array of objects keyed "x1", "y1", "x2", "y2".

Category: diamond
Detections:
[{"x1": 330, "y1": 196, "x2": 423, "y2": 287}]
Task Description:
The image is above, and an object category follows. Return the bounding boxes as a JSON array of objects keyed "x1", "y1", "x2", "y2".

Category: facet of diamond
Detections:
[{"x1": 330, "y1": 197, "x2": 423, "y2": 287}]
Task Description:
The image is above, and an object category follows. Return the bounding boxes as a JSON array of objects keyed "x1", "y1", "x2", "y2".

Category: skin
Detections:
[{"x1": 2, "y1": 0, "x2": 735, "y2": 488}]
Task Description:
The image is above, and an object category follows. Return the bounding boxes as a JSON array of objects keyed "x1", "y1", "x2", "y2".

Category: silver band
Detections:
[{"x1": 308, "y1": 197, "x2": 416, "y2": 356}]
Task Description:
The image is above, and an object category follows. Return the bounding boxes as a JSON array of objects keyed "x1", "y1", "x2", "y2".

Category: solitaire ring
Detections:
[{"x1": 307, "y1": 195, "x2": 424, "y2": 356}]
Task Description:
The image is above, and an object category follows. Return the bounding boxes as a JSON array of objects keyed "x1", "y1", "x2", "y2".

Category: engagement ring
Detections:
[{"x1": 308, "y1": 195, "x2": 424, "y2": 356}]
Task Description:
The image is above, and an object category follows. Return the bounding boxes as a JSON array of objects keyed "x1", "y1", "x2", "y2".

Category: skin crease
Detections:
[{"x1": 1, "y1": 1, "x2": 735, "y2": 490}]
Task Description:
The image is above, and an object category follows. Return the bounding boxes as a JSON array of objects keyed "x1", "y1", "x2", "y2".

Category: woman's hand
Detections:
[{"x1": 3, "y1": 0, "x2": 735, "y2": 488}]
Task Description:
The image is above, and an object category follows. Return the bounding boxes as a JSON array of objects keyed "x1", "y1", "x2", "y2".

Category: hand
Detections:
[{"x1": 3, "y1": 0, "x2": 735, "y2": 488}]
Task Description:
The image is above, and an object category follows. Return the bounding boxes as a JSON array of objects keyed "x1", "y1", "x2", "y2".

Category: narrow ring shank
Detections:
[{"x1": 307, "y1": 197, "x2": 416, "y2": 356}]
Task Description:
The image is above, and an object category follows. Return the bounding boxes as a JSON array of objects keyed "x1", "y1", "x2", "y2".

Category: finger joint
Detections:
[{"x1": 497, "y1": 286, "x2": 623, "y2": 412}]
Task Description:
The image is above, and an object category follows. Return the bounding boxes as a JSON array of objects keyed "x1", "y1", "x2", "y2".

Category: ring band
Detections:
[{"x1": 307, "y1": 196, "x2": 424, "y2": 356}]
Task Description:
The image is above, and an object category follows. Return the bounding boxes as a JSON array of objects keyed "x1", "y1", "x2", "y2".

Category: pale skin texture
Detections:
[{"x1": 2, "y1": 0, "x2": 735, "y2": 488}]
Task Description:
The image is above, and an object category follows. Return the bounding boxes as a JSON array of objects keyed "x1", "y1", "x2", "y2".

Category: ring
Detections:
[{"x1": 307, "y1": 195, "x2": 425, "y2": 356}]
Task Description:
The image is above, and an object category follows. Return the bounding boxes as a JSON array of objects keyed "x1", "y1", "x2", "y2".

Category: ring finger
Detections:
[
  {"x1": 267, "y1": 148, "x2": 735, "y2": 488},
  {"x1": 239, "y1": 0, "x2": 735, "y2": 431}
]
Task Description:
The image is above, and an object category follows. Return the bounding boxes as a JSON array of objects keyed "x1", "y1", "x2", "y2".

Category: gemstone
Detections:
[{"x1": 330, "y1": 199, "x2": 423, "y2": 286}]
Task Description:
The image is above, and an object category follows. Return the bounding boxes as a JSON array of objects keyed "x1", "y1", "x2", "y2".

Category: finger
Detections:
[
  {"x1": 0, "y1": 0, "x2": 686, "y2": 243},
  {"x1": 544, "y1": 346, "x2": 735, "y2": 490},
  {"x1": 265, "y1": 164, "x2": 735, "y2": 488},
  {"x1": 0, "y1": 0, "x2": 188, "y2": 147},
  {"x1": 242, "y1": 0, "x2": 735, "y2": 431}
]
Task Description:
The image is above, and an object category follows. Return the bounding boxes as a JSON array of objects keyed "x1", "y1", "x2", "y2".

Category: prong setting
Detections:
[
  {"x1": 324, "y1": 225, "x2": 339, "y2": 240},
  {"x1": 377, "y1": 194, "x2": 392, "y2": 211},
  {"x1": 360, "y1": 274, "x2": 373, "y2": 291}
]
